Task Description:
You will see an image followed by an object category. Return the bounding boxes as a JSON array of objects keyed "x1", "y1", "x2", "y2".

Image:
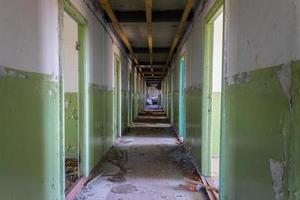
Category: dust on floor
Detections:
[
  {"x1": 76, "y1": 111, "x2": 205, "y2": 200},
  {"x1": 65, "y1": 158, "x2": 79, "y2": 190}
]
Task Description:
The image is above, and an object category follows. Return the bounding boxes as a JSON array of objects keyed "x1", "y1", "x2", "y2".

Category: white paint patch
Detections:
[
  {"x1": 277, "y1": 63, "x2": 292, "y2": 102},
  {"x1": 63, "y1": 11, "x2": 79, "y2": 93},
  {"x1": 0, "y1": 0, "x2": 59, "y2": 76},
  {"x1": 0, "y1": 66, "x2": 6, "y2": 77},
  {"x1": 226, "y1": 0, "x2": 296, "y2": 77},
  {"x1": 269, "y1": 158, "x2": 284, "y2": 200}
]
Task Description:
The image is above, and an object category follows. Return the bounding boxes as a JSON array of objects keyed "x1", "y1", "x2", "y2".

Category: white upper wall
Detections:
[
  {"x1": 63, "y1": 12, "x2": 79, "y2": 93},
  {"x1": 70, "y1": 0, "x2": 130, "y2": 89},
  {"x1": 172, "y1": 0, "x2": 216, "y2": 88},
  {"x1": 173, "y1": 0, "x2": 300, "y2": 85},
  {"x1": 0, "y1": 0, "x2": 59, "y2": 76},
  {"x1": 226, "y1": 0, "x2": 297, "y2": 76}
]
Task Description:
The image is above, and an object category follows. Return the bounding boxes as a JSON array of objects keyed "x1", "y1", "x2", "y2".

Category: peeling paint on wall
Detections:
[
  {"x1": 0, "y1": 67, "x2": 61, "y2": 200},
  {"x1": 269, "y1": 159, "x2": 285, "y2": 200},
  {"x1": 277, "y1": 63, "x2": 292, "y2": 104},
  {"x1": 0, "y1": 65, "x2": 6, "y2": 77},
  {"x1": 225, "y1": 71, "x2": 251, "y2": 85}
]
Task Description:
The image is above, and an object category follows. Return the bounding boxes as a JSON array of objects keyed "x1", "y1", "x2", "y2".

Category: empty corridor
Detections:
[{"x1": 75, "y1": 108, "x2": 206, "y2": 200}]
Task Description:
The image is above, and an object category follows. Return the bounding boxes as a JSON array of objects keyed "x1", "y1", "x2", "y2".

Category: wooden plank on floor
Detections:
[{"x1": 66, "y1": 177, "x2": 88, "y2": 200}]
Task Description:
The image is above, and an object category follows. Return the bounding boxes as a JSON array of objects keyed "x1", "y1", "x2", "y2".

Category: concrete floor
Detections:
[{"x1": 76, "y1": 110, "x2": 206, "y2": 200}]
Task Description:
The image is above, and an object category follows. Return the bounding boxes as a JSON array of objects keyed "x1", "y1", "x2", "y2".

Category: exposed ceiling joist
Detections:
[
  {"x1": 143, "y1": 71, "x2": 162, "y2": 75},
  {"x1": 140, "y1": 65, "x2": 167, "y2": 69},
  {"x1": 99, "y1": 0, "x2": 139, "y2": 65},
  {"x1": 166, "y1": 0, "x2": 195, "y2": 65},
  {"x1": 106, "y1": 10, "x2": 194, "y2": 23},
  {"x1": 145, "y1": 76, "x2": 163, "y2": 79},
  {"x1": 145, "y1": 0, "x2": 153, "y2": 66},
  {"x1": 147, "y1": 82, "x2": 161, "y2": 84},
  {"x1": 133, "y1": 47, "x2": 170, "y2": 53},
  {"x1": 140, "y1": 61, "x2": 166, "y2": 66}
]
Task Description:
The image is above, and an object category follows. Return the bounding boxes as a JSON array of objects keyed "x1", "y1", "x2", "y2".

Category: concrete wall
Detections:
[
  {"x1": 0, "y1": 0, "x2": 61, "y2": 199},
  {"x1": 132, "y1": 68, "x2": 145, "y2": 118},
  {"x1": 0, "y1": 0, "x2": 132, "y2": 199},
  {"x1": 170, "y1": 0, "x2": 300, "y2": 199},
  {"x1": 223, "y1": 0, "x2": 300, "y2": 199},
  {"x1": 171, "y1": 0, "x2": 217, "y2": 168},
  {"x1": 69, "y1": 0, "x2": 131, "y2": 175}
]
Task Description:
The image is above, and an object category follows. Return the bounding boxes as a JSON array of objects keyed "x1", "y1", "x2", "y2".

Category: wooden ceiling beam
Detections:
[
  {"x1": 99, "y1": 0, "x2": 139, "y2": 65},
  {"x1": 143, "y1": 71, "x2": 163, "y2": 75},
  {"x1": 139, "y1": 61, "x2": 166, "y2": 66},
  {"x1": 166, "y1": 0, "x2": 195, "y2": 65},
  {"x1": 105, "y1": 10, "x2": 194, "y2": 23},
  {"x1": 132, "y1": 47, "x2": 170, "y2": 54},
  {"x1": 145, "y1": 0, "x2": 153, "y2": 67},
  {"x1": 145, "y1": 75, "x2": 163, "y2": 78}
]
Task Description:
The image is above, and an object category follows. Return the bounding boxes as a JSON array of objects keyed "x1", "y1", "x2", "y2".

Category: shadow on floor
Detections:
[{"x1": 75, "y1": 108, "x2": 206, "y2": 200}]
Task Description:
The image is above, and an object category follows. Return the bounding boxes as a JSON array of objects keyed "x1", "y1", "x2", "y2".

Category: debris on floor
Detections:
[
  {"x1": 200, "y1": 176, "x2": 219, "y2": 200},
  {"x1": 75, "y1": 108, "x2": 206, "y2": 200},
  {"x1": 184, "y1": 178, "x2": 219, "y2": 192},
  {"x1": 65, "y1": 158, "x2": 79, "y2": 190},
  {"x1": 167, "y1": 144, "x2": 198, "y2": 177},
  {"x1": 105, "y1": 148, "x2": 128, "y2": 183},
  {"x1": 111, "y1": 184, "x2": 138, "y2": 194}
]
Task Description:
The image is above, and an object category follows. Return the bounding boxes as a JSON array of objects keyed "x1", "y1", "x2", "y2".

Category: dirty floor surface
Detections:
[
  {"x1": 65, "y1": 158, "x2": 79, "y2": 190},
  {"x1": 76, "y1": 110, "x2": 205, "y2": 200}
]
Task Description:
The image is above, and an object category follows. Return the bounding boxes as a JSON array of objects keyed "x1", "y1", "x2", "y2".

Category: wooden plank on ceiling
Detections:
[
  {"x1": 99, "y1": 0, "x2": 139, "y2": 65},
  {"x1": 105, "y1": 10, "x2": 194, "y2": 23},
  {"x1": 145, "y1": 0, "x2": 153, "y2": 66},
  {"x1": 166, "y1": 0, "x2": 195, "y2": 65}
]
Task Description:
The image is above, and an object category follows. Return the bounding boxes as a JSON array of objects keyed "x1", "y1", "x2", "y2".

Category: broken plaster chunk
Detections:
[
  {"x1": 269, "y1": 158, "x2": 284, "y2": 200},
  {"x1": 7, "y1": 69, "x2": 18, "y2": 78},
  {"x1": 277, "y1": 63, "x2": 292, "y2": 101},
  {"x1": 0, "y1": 66, "x2": 6, "y2": 77}
]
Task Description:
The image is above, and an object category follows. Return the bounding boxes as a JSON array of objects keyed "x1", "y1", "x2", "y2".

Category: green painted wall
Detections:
[
  {"x1": 290, "y1": 61, "x2": 300, "y2": 199},
  {"x1": 185, "y1": 87, "x2": 203, "y2": 167},
  {"x1": 223, "y1": 64, "x2": 296, "y2": 199},
  {"x1": 64, "y1": 93, "x2": 78, "y2": 158},
  {"x1": 88, "y1": 85, "x2": 114, "y2": 172},
  {"x1": 173, "y1": 92, "x2": 179, "y2": 131},
  {"x1": 122, "y1": 90, "x2": 128, "y2": 132},
  {"x1": 0, "y1": 67, "x2": 61, "y2": 200},
  {"x1": 172, "y1": 60, "x2": 300, "y2": 199}
]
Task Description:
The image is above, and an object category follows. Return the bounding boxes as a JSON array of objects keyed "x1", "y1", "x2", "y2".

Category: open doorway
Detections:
[
  {"x1": 202, "y1": 2, "x2": 223, "y2": 180},
  {"x1": 62, "y1": 1, "x2": 87, "y2": 191},
  {"x1": 114, "y1": 55, "x2": 122, "y2": 139},
  {"x1": 146, "y1": 85, "x2": 160, "y2": 106},
  {"x1": 179, "y1": 56, "x2": 186, "y2": 141}
]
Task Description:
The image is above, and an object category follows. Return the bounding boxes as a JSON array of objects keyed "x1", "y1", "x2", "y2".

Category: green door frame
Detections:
[
  {"x1": 202, "y1": 0, "x2": 224, "y2": 177},
  {"x1": 179, "y1": 55, "x2": 186, "y2": 140},
  {"x1": 171, "y1": 67, "x2": 174, "y2": 125},
  {"x1": 59, "y1": 0, "x2": 88, "y2": 195},
  {"x1": 114, "y1": 54, "x2": 122, "y2": 139},
  {"x1": 128, "y1": 67, "x2": 132, "y2": 125}
]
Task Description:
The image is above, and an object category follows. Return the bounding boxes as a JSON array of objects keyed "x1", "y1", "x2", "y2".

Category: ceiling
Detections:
[{"x1": 99, "y1": 0, "x2": 197, "y2": 84}]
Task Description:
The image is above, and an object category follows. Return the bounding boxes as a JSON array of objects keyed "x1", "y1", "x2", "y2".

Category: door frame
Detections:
[
  {"x1": 202, "y1": 0, "x2": 224, "y2": 177},
  {"x1": 59, "y1": 0, "x2": 88, "y2": 194},
  {"x1": 114, "y1": 54, "x2": 122, "y2": 139},
  {"x1": 179, "y1": 54, "x2": 186, "y2": 140},
  {"x1": 128, "y1": 65, "x2": 132, "y2": 125}
]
